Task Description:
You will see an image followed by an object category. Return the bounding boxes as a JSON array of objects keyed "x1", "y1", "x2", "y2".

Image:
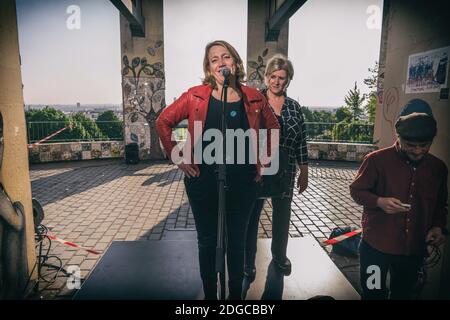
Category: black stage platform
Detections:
[{"x1": 73, "y1": 234, "x2": 360, "y2": 300}]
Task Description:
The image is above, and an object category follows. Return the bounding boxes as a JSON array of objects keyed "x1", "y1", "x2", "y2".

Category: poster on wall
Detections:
[{"x1": 405, "y1": 46, "x2": 449, "y2": 94}]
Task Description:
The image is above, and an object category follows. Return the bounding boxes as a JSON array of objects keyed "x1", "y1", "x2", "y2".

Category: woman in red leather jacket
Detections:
[{"x1": 156, "y1": 40, "x2": 279, "y2": 299}]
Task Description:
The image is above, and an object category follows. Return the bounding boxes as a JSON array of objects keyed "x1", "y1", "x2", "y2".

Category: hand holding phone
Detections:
[
  {"x1": 377, "y1": 197, "x2": 411, "y2": 214},
  {"x1": 400, "y1": 203, "x2": 411, "y2": 209}
]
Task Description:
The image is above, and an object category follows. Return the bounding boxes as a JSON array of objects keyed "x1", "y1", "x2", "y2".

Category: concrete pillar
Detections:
[
  {"x1": 120, "y1": 0, "x2": 165, "y2": 160},
  {"x1": 0, "y1": 0, "x2": 36, "y2": 297},
  {"x1": 247, "y1": 0, "x2": 289, "y2": 89},
  {"x1": 372, "y1": 0, "x2": 389, "y2": 145}
]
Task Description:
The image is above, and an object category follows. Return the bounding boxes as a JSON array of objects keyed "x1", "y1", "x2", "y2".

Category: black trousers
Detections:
[
  {"x1": 359, "y1": 240, "x2": 423, "y2": 300},
  {"x1": 245, "y1": 196, "x2": 292, "y2": 268},
  {"x1": 184, "y1": 168, "x2": 257, "y2": 299}
]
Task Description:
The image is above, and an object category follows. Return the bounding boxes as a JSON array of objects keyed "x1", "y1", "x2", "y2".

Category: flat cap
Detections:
[{"x1": 395, "y1": 112, "x2": 437, "y2": 141}]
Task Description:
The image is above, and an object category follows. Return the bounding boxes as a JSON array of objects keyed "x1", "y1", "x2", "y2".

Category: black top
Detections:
[
  {"x1": 276, "y1": 114, "x2": 283, "y2": 127},
  {"x1": 200, "y1": 95, "x2": 255, "y2": 179}
]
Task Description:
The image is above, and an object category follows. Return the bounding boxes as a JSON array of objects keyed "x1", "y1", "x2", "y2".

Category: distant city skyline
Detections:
[
  {"x1": 16, "y1": 0, "x2": 382, "y2": 107},
  {"x1": 24, "y1": 103, "x2": 122, "y2": 112}
]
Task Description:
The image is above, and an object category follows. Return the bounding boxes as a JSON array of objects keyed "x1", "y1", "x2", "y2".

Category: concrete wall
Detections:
[
  {"x1": 247, "y1": 0, "x2": 289, "y2": 89},
  {"x1": 120, "y1": 0, "x2": 165, "y2": 160},
  {"x1": 374, "y1": 0, "x2": 450, "y2": 298},
  {"x1": 0, "y1": 0, "x2": 36, "y2": 293}
]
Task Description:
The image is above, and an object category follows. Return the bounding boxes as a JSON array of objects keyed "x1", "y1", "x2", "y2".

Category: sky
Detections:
[
  {"x1": 16, "y1": 0, "x2": 122, "y2": 105},
  {"x1": 16, "y1": 0, "x2": 382, "y2": 107},
  {"x1": 288, "y1": 0, "x2": 383, "y2": 106}
]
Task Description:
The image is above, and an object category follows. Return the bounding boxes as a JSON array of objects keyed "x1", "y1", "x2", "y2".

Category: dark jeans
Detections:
[
  {"x1": 245, "y1": 196, "x2": 292, "y2": 268},
  {"x1": 359, "y1": 240, "x2": 423, "y2": 300},
  {"x1": 184, "y1": 169, "x2": 257, "y2": 299}
]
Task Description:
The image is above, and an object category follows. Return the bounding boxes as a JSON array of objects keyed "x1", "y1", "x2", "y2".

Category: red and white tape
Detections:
[
  {"x1": 28, "y1": 126, "x2": 69, "y2": 149},
  {"x1": 47, "y1": 234, "x2": 101, "y2": 255},
  {"x1": 323, "y1": 228, "x2": 362, "y2": 246}
]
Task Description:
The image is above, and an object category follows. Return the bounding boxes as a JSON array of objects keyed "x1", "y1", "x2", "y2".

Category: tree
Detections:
[
  {"x1": 344, "y1": 82, "x2": 365, "y2": 120},
  {"x1": 335, "y1": 107, "x2": 353, "y2": 122},
  {"x1": 25, "y1": 106, "x2": 67, "y2": 122},
  {"x1": 300, "y1": 106, "x2": 314, "y2": 122},
  {"x1": 299, "y1": 106, "x2": 341, "y2": 141},
  {"x1": 315, "y1": 110, "x2": 335, "y2": 123},
  {"x1": 25, "y1": 106, "x2": 70, "y2": 143},
  {"x1": 364, "y1": 94, "x2": 377, "y2": 123},
  {"x1": 332, "y1": 120, "x2": 374, "y2": 143},
  {"x1": 96, "y1": 110, "x2": 123, "y2": 140},
  {"x1": 26, "y1": 107, "x2": 109, "y2": 142},
  {"x1": 69, "y1": 112, "x2": 105, "y2": 141},
  {"x1": 363, "y1": 61, "x2": 379, "y2": 93},
  {"x1": 363, "y1": 61, "x2": 379, "y2": 123},
  {"x1": 344, "y1": 82, "x2": 365, "y2": 121}
]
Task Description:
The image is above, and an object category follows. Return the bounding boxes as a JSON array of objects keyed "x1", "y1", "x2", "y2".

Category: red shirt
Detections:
[{"x1": 350, "y1": 142, "x2": 448, "y2": 256}]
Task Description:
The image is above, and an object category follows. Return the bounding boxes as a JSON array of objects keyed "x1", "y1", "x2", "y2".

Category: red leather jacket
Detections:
[{"x1": 156, "y1": 84, "x2": 280, "y2": 178}]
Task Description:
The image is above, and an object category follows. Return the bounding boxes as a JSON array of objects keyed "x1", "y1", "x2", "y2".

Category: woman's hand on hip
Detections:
[
  {"x1": 297, "y1": 165, "x2": 308, "y2": 194},
  {"x1": 178, "y1": 162, "x2": 200, "y2": 178}
]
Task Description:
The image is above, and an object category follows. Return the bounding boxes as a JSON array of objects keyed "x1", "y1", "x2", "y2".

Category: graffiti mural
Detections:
[
  {"x1": 247, "y1": 48, "x2": 269, "y2": 89},
  {"x1": 122, "y1": 40, "x2": 166, "y2": 160},
  {"x1": 382, "y1": 86, "x2": 399, "y2": 140}
]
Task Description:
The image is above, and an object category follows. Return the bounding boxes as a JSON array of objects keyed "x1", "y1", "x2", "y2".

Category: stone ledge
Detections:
[
  {"x1": 307, "y1": 142, "x2": 377, "y2": 162},
  {"x1": 29, "y1": 141, "x2": 124, "y2": 163},
  {"x1": 28, "y1": 141, "x2": 376, "y2": 163}
]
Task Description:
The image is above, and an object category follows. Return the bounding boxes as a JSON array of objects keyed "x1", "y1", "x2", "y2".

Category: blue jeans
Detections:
[{"x1": 359, "y1": 240, "x2": 423, "y2": 300}]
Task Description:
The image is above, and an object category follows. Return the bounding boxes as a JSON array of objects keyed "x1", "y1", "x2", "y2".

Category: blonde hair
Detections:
[
  {"x1": 264, "y1": 54, "x2": 294, "y2": 88},
  {"x1": 202, "y1": 40, "x2": 246, "y2": 88}
]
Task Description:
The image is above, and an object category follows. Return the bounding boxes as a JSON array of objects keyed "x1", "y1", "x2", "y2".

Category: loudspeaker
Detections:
[{"x1": 125, "y1": 143, "x2": 139, "y2": 164}]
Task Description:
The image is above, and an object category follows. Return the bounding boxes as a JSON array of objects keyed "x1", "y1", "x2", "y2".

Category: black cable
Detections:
[
  {"x1": 424, "y1": 243, "x2": 441, "y2": 269},
  {"x1": 24, "y1": 223, "x2": 82, "y2": 298}
]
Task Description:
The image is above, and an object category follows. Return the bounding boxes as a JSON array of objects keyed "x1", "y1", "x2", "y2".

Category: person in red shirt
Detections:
[{"x1": 350, "y1": 100, "x2": 448, "y2": 299}]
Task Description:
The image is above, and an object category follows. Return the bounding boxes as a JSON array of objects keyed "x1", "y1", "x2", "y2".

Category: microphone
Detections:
[{"x1": 220, "y1": 67, "x2": 231, "y2": 79}]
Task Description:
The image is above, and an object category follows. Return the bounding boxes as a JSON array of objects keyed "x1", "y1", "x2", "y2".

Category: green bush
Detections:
[
  {"x1": 26, "y1": 107, "x2": 110, "y2": 142},
  {"x1": 96, "y1": 110, "x2": 124, "y2": 140}
]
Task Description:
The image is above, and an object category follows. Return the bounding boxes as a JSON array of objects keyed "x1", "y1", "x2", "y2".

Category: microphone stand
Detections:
[{"x1": 215, "y1": 75, "x2": 229, "y2": 300}]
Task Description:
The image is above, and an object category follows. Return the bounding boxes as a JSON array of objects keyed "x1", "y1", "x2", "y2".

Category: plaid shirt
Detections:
[{"x1": 263, "y1": 90, "x2": 308, "y2": 198}]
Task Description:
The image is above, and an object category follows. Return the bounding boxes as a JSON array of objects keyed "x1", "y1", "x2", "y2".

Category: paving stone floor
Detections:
[{"x1": 28, "y1": 159, "x2": 362, "y2": 299}]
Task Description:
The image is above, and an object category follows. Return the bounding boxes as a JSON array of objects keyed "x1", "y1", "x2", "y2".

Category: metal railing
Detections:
[
  {"x1": 172, "y1": 122, "x2": 374, "y2": 144},
  {"x1": 27, "y1": 121, "x2": 124, "y2": 143},
  {"x1": 27, "y1": 121, "x2": 374, "y2": 144},
  {"x1": 304, "y1": 122, "x2": 374, "y2": 144}
]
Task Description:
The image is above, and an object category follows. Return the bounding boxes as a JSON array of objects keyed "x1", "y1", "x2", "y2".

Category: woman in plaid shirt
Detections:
[{"x1": 245, "y1": 54, "x2": 309, "y2": 279}]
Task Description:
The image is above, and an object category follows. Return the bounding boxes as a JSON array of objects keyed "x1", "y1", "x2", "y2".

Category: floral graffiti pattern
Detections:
[
  {"x1": 247, "y1": 48, "x2": 269, "y2": 89},
  {"x1": 122, "y1": 40, "x2": 166, "y2": 160}
]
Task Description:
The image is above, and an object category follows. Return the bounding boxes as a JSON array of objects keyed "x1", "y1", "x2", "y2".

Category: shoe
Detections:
[
  {"x1": 273, "y1": 257, "x2": 292, "y2": 276},
  {"x1": 244, "y1": 265, "x2": 256, "y2": 281}
]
